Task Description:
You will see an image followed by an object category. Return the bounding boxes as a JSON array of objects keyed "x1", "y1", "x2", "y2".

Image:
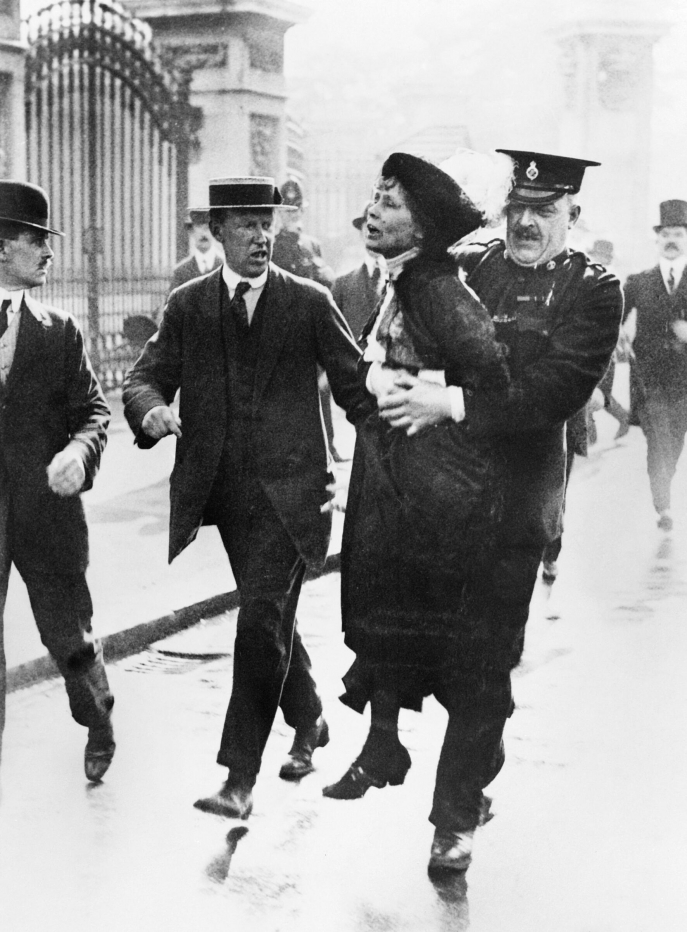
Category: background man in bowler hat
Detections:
[
  {"x1": 272, "y1": 179, "x2": 343, "y2": 460},
  {"x1": 0, "y1": 181, "x2": 114, "y2": 782},
  {"x1": 123, "y1": 176, "x2": 369, "y2": 819},
  {"x1": 167, "y1": 208, "x2": 223, "y2": 295},
  {"x1": 331, "y1": 206, "x2": 387, "y2": 343},
  {"x1": 624, "y1": 199, "x2": 687, "y2": 531},
  {"x1": 378, "y1": 150, "x2": 622, "y2": 873}
]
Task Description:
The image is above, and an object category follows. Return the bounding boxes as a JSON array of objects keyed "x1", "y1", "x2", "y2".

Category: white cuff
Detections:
[
  {"x1": 366, "y1": 361, "x2": 398, "y2": 398},
  {"x1": 447, "y1": 386, "x2": 465, "y2": 423}
]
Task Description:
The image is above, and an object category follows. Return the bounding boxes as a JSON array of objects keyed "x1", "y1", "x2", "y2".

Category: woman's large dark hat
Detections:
[
  {"x1": 381, "y1": 152, "x2": 483, "y2": 247},
  {"x1": 0, "y1": 180, "x2": 64, "y2": 235}
]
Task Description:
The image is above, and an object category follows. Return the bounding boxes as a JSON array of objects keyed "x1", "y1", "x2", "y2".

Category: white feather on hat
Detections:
[{"x1": 439, "y1": 149, "x2": 514, "y2": 227}]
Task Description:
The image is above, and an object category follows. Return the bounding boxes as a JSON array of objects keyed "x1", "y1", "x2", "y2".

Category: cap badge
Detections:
[{"x1": 526, "y1": 161, "x2": 539, "y2": 181}]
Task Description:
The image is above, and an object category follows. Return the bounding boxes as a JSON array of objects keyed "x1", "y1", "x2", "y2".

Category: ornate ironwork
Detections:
[{"x1": 24, "y1": 0, "x2": 200, "y2": 388}]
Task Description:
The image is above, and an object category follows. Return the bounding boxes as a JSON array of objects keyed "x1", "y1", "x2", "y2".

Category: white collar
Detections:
[
  {"x1": 659, "y1": 256, "x2": 686, "y2": 276},
  {"x1": 385, "y1": 246, "x2": 421, "y2": 281},
  {"x1": 222, "y1": 264, "x2": 269, "y2": 293},
  {"x1": 194, "y1": 246, "x2": 219, "y2": 271},
  {"x1": 0, "y1": 288, "x2": 26, "y2": 313}
]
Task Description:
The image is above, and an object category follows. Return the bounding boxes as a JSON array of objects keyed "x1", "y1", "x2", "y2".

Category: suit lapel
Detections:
[
  {"x1": 253, "y1": 266, "x2": 292, "y2": 408},
  {"x1": 4, "y1": 296, "x2": 50, "y2": 400}
]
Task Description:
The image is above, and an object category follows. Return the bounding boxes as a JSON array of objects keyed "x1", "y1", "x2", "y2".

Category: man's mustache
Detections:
[{"x1": 513, "y1": 227, "x2": 541, "y2": 241}]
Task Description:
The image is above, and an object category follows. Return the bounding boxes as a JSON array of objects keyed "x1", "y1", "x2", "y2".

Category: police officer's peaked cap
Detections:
[
  {"x1": 0, "y1": 180, "x2": 64, "y2": 235},
  {"x1": 496, "y1": 150, "x2": 600, "y2": 205},
  {"x1": 654, "y1": 200, "x2": 687, "y2": 231},
  {"x1": 381, "y1": 152, "x2": 484, "y2": 246},
  {"x1": 280, "y1": 178, "x2": 305, "y2": 208}
]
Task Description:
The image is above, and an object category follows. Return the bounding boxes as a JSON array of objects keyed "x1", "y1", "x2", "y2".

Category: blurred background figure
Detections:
[
  {"x1": 273, "y1": 179, "x2": 344, "y2": 460},
  {"x1": 331, "y1": 206, "x2": 387, "y2": 344},
  {"x1": 168, "y1": 209, "x2": 224, "y2": 295},
  {"x1": 588, "y1": 239, "x2": 630, "y2": 440},
  {"x1": 624, "y1": 200, "x2": 687, "y2": 532}
]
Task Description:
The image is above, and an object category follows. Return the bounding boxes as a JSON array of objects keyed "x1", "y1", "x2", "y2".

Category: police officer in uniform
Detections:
[{"x1": 378, "y1": 150, "x2": 623, "y2": 874}]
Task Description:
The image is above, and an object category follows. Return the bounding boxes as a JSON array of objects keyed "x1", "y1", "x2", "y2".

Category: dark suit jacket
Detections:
[
  {"x1": 123, "y1": 264, "x2": 370, "y2": 567},
  {"x1": 168, "y1": 254, "x2": 223, "y2": 295},
  {"x1": 0, "y1": 295, "x2": 110, "y2": 573},
  {"x1": 332, "y1": 263, "x2": 381, "y2": 342},
  {"x1": 624, "y1": 266, "x2": 687, "y2": 400}
]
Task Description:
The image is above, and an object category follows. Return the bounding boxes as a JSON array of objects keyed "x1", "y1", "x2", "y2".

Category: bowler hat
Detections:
[
  {"x1": 0, "y1": 180, "x2": 63, "y2": 235},
  {"x1": 381, "y1": 152, "x2": 484, "y2": 248},
  {"x1": 197, "y1": 177, "x2": 294, "y2": 211},
  {"x1": 589, "y1": 239, "x2": 614, "y2": 266},
  {"x1": 653, "y1": 200, "x2": 687, "y2": 231},
  {"x1": 496, "y1": 149, "x2": 600, "y2": 205},
  {"x1": 185, "y1": 209, "x2": 210, "y2": 228}
]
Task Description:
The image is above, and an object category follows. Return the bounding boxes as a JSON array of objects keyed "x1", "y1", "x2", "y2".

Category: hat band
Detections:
[{"x1": 209, "y1": 183, "x2": 278, "y2": 208}]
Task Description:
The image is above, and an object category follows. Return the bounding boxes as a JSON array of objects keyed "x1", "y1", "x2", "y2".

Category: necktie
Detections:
[
  {"x1": 230, "y1": 281, "x2": 251, "y2": 329},
  {"x1": 0, "y1": 299, "x2": 10, "y2": 339},
  {"x1": 667, "y1": 267, "x2": 676, "y2": 294}
]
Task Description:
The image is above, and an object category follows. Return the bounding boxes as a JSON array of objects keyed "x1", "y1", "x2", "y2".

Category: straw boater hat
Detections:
[
  {"x1": 196, "y1": 177, "x2": 296, "y2": 212},
  {"x1": 0, "y1": 180, "x2": 64, "y2": 235}
]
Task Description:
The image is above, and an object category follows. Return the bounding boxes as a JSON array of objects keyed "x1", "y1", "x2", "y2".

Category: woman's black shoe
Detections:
[{"x1": 322, "y1": 746, "x2": 411, "y2": 800}]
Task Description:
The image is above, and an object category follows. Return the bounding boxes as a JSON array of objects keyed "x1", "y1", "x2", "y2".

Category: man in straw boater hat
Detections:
[
  {"x1": 123, "y1": 176, "x2": 370, "y2": 819},
  {"x1": 377, "y1": 150, "x2": 623, "y2": 873},
  {"x1": 623, "y1": 199, "x2": 687, "y2": 532},
  {"x1": 0, "y1": 181, "x2": 114, "y2": 782}
]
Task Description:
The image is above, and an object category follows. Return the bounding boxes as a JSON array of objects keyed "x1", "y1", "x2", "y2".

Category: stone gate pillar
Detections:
[
  {"x1": 0, "y1": 0, "x2": 26, "y2": 180},
  {"x1": 555, "y1": 16, "x2": 668, "y2": 275},
  {"x1": 122, "y1": 1, "x2": 310, "y2": 209}
]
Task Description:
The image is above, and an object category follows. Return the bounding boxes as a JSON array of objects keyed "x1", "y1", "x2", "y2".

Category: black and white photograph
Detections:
[{"x1": 1, "y1": 1, "x2": 686, "y2": 929}]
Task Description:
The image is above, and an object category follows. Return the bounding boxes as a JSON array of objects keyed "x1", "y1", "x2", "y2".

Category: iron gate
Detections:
[{"x1": 25, "y1": 0, "x2": 199, "y2": 387}]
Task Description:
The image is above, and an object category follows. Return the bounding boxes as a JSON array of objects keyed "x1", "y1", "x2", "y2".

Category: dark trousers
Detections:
[
  {"x1": 0, "y1": 476, "x2": 114, "y2": 757},
  {"x1": 639, "y1": 393, "x2": 687, "y2": 513},
  {"x1": 214, "y1": 480, "x2": 322, "y2": 779},
  {"x1": 431, "y1": 669, "x2": 513, "y2": 832},
  {"x1": 542, "y1": 448, "x2": 576, "y2": 564},
  {"x1": 320, "y1": 378, "x2": 336, "y2": 451},
  {"x1": 430, "y1": 544, "x2": 541, "y2": 832}
]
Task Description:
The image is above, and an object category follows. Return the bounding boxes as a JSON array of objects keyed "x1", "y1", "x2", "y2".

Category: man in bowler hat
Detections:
[
  {"x1": 624, "y1": 199, "x2": 687, "y2": 531},
  {"x1": 379, "y1": 150, "x2": 622, "y2": 872},
  {"x1": 123, "y1": 176, "x2": 369, "y2": 819},
  {"x1": 168, "y1": 208, "x2": 223, "y2": 295},
  {"x1": 331, "y1": 206, "x2": 387, "y2": 342},
  {"x1": 0, "y1": 181, "x2": 114, "y2": 781}
]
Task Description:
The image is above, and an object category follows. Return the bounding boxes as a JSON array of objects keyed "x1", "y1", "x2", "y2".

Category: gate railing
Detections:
[{"x1": 24, "y1": 0, "x2": 200, "y2": 388}]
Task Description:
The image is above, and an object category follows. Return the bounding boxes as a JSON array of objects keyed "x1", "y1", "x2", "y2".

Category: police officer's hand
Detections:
[
  {"x1": 141, "y1": 405, "x2": 182, "y2": 440},
  {"x1": 377, "y1": 373, "x2": 452, "y2": 436},
  {"x1": 47, "y1": 445, "x2": 86, "y2": 496},
  {"x1": 672, "y1": 319, "x2": 687, "y2": 344}
]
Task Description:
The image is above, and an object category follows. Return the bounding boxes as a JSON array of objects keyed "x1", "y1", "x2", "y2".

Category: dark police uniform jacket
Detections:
[
  {"x1": 123, "y1": 263, "x2": 369, "y2": 567},
  {"x1": 455, "y1": 241, "x2": 623, "y2": 549},
  {"x1": 624, "y1": 266, "x2": 687, "y2": 403}
]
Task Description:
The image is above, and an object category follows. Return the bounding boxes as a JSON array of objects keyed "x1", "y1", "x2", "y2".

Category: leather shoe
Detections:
[
  {"x1": 194, "y1": 777, "x2": 253, "y2": 820},
  {"x1": 84, "y1": 718, "x2": 115, "y2": 783},
  {"x1": 322, "y1": 745, "x2": 411, "y2": 800},
  {"x1": 428, "y1": 828, "x2": 475, "y2": 875},
  {"x1": 279, "y1": 716, "x2": 330, "y2": 781}
]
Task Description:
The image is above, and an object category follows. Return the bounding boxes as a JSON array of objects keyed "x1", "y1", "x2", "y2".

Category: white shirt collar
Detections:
[
  {"x1": 0, "y1": 288, "x2": 26, "y2": 314},
  {"x1": 659, "y1": 256, "x2": 686, "y2": 280},
  {"x1": 385, "y1": 246, "x2": 421, "y2": 281},
  {"x1": 222, "y1": 264, "x2": 268, "y2": 294},
  {"x1": 193, "y1": 246, "x2": 219, "y2": 274}
]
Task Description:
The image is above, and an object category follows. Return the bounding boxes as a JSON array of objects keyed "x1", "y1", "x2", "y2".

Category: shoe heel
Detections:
[
  {"x1": 385, "y1": 747, "x2": 411, "y2": 786},
  {"x1": 318, "y1": 721, "x2": 330, "y2": 749}
]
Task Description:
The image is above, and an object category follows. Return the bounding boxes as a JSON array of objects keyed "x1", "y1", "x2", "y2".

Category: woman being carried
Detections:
[{"x1": 324, "y1": 153, "x2": 509, "y2": 803}]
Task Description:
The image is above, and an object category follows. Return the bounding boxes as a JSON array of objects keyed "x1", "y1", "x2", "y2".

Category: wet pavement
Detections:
[{"x1": 1, "y1": 409, "x2": 687, "y2": 932}]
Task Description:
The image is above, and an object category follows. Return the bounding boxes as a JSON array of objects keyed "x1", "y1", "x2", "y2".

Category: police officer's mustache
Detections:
[{"x1": 513, "y1": 227, "x2": 540, "y2": 241}]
